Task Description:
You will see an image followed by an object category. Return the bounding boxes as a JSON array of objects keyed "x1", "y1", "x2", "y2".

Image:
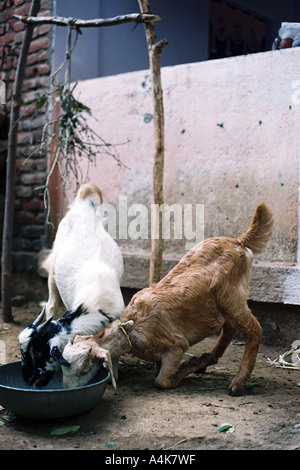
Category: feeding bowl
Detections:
[{"x1": 0, "y1": 361, "x2": 110, "y2": 419}]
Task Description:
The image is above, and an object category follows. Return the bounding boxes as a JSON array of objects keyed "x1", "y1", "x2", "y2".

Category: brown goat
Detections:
[{"x1": 62, "y1": 203, "x2": 273, "y2": 396}]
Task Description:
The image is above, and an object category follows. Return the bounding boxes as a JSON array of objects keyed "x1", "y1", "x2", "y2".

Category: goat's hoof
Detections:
[{"x1": 228, "y1": 385, "x2": 244, "y2": 397}]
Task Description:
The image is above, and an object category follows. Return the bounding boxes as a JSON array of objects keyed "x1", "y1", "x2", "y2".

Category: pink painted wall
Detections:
[
  {"x1": 49, "y1": 48, "x2": 300, "y2": 302},
  {"x1": 71, "y1": 48, "x2": 299, "y2": 262}
]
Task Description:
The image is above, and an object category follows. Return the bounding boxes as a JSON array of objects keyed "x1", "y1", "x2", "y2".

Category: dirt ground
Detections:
[{"x1": 0, "y1": 301, "x2": 299, "y2": 452}]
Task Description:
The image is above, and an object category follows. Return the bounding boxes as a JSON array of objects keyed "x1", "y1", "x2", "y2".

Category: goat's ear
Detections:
[
  {"x1": 50, "y1": 346, "x2": 71, "y2": 367},
  {"x1": 80, "y1": 348, "x2": 94, "y2": 374},
  {"x1": 94, "y1": 347, "x2": 116, "y2": 389},
  {"x1": 73, "y1": 334, "x2": 92, "y2": 344}
]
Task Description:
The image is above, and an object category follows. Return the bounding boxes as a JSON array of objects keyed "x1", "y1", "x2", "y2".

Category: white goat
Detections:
[
  {"x1": 44, "y1": 183, "x2": 124, "y2": 321},
  {"x1": 19, "y1": 183, "x2": 124, "y2": 387}
]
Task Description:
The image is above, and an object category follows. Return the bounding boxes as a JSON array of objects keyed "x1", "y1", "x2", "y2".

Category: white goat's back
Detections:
[
  {"x1": 71, "y1": 263, "x2": 125, "y2": 319},
  {"x1": 51, "y1": 186, "x2": 124, "y2": 315}
]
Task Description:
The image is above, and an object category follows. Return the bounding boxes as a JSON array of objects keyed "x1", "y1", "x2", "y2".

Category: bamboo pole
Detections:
[{"x1": 138, "y1": 0, "x2": 168, "y2": 285}]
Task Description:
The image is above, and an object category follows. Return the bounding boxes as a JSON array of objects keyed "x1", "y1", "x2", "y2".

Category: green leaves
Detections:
[
  {"x1": 36, "y1": 94, "x2": 48, "y2": 109},
  {"x1": 23, "y1": 93, "x2": 47, "y2": 109},
  {"x1": 217, "y1": 423, "x2": 235, "y2": 434},
  {"x1": 50, "y1": 425, "x2": 80, "y2": 436},
  {"x1": 105, "y1": 442, "x2": 115, "y2": 448}
]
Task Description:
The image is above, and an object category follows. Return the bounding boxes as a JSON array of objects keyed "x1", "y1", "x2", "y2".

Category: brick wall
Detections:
[{"x1": 0, "y1": 0, "x2": 53, "y2": 275}]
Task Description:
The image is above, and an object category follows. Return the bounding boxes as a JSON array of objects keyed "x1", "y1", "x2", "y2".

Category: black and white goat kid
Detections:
[
  {"x1": 19, "y1": 184, "x2": 124, "y2": 387},
  {"x1": 19, "y1": 304, "x2": 110, "y2": 386}
]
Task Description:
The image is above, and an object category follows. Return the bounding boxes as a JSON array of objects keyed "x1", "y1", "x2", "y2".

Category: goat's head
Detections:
[
  {"x1": 18, "y1": 307, "x2": 70, "y2": 387},
  {"x1": 61, "y1": 335, "x2": 116, "y2": 389}
]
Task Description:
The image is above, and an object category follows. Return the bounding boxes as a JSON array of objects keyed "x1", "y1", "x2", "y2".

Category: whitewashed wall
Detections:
[{"x1": 49, "y1": 47, "x2": 300, "y2": 304}]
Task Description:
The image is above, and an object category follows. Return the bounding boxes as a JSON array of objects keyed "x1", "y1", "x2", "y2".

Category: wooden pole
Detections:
[
  {"x1": 1, "y1": 0, "x2": 41, "y2": 322},
  {"x1": 13, "y1": 13, "x2": 160, "y2": 28},
  {"x1": 138, "y1": 0, "x2": 168, "y2": 285}
]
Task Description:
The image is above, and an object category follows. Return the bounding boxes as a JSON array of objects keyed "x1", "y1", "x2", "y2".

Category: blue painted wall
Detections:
[{"x1": 53, "y1": 0, "x2": 299, "y2": 81}]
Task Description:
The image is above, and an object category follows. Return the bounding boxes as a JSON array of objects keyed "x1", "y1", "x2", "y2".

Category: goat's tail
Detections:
[
  {"x1": 75, "y1": 183, "x2": 103, "y2": 205},
  {"x1": 238, "y1": 203, "x2": 273, "y2": 254}
]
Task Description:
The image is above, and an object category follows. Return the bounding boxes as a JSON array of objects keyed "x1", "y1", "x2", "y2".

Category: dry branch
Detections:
[{"x1": 13, "y1": 13, "x2": 161, "y2": 28}]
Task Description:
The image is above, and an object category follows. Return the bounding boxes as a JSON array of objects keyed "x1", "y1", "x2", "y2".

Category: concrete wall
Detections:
[{"x1": 51, "y1": 47, "x2": 300, "y2": 305}]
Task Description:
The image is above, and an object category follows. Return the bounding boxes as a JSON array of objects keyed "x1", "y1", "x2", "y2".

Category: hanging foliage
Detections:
[{"x1": 25, "y1": 26, "x2": 127, "y2": 215}]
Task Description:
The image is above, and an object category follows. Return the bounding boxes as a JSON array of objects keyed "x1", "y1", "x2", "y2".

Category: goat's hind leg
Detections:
[{"x1": 228, "y1": 307, "x2": 262, "y2": 396}]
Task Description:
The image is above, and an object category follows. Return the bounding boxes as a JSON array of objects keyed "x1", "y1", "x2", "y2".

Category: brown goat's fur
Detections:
[{"x1": 70, "y1": 203, "x2": 273, "y2": 396}]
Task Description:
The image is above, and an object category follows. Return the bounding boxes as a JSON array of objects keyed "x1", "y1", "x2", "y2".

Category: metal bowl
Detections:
[{"x1": 0, "y1": 361, "x2": 109, "y2": 419}]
